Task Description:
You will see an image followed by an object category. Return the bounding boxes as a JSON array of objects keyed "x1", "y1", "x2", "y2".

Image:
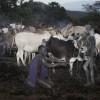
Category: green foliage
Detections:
[
  {"x1": 67, "y1": 11, "x2": 87, "y2": 25},
  {"x1": 0, "y1": 0, "x2": 17, "y2": 12},
  {"x1": 2, "y1": 0, "x2": 100, "y2": 27},
  {"x1": 79, "y1": 12, "x2": 100, "y2": 25},
  {"x1": 80, "y1": 1, "x2": 100, "y2": 25},
  {"x1": 0, "y1": 0, "x2": 71, "y2": 26},
  {"x1": 48, "y1": 2, "x2": 67, "y2": 20},
  {"x1": 83, "y1": 1, "x2": 100, "y2": 12}
]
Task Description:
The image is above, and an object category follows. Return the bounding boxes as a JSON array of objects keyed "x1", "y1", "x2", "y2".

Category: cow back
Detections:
[{"x1": 46, "y1": 37, "x2": 78, "y2": 59}]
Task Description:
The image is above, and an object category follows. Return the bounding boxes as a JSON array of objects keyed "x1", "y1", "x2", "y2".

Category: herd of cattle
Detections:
[
  {"x1": 0, "y1": 23, "x2": 57, "y2": 56},
  {"x1": 0, "y1": 22, "x2": 100, "y2": 86}
]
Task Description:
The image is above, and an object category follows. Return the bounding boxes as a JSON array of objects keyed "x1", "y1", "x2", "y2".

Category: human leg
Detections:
[{"x1": 83, "y1": 60, "x2": 90, "y2": 85}]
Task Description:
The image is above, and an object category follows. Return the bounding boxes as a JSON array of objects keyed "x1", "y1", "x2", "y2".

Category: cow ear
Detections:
[{"x1": 68, "y1": 22, "x2": 73, "y2": 28}]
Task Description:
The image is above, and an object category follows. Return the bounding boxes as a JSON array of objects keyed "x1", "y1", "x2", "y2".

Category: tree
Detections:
[
  {"x1": 83, "y1": 1, "x2": 100, "y2": 12},
  {"x1": 80, "y1": 1, "x2": 100, "y2": 26},
  {"x1": 0, "y1": 0, "x2": 71, "y2": 27},
  {"x1": 79, "y1": 12, "x2": 100, "y2": 25},
  {"x1": 0, "y1": 0, "x2": 18, "y2": 12},
  {"x1": 83, "y1": 4, "x2": 93, "y2": 12},
  {"x1": 48, "y1": 2, "x2": 67, "y2": 19},
  {"x1": 15, "y1": 1, "x2": 34, "y2": 25}
]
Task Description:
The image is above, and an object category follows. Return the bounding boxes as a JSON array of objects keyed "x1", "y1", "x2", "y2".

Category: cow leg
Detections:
[
  {"x1": 14, "y1": 50, "x2": 16, "y2": 56},
  {"x1": 83, "y1": 60, "x2": 90, "y2": 86},
  {"x1": 28, "y1": 52, "x2": 32, "y2": 64},
  {"x1": 24, "y1": 52, "x2": 34, "y2": 64},
  {"x1": 69, "y1": 58, "x2": 77, "y2": 75},
  {"x1": 76, "y1": 61, "x2": 83, "y2": 80},
  {"x1": 16, "y1": 51, "x2": 21, "y2": 67},
  {"x1": 69, "y1": 62, "x2": 74, "y2": 75},
  {"x1": 28, "y1": 53, "x2": 35, "y2": 64},
  {"x1": 1, "y1": 44, "x2": 6, "y2": 56},
  {"x1": 9, "y1": 47, "x2": 12, "y2": 56},
  {"x1": 89, "y1": 58, "x2": 95, "y2": 84},
  {"x1": 20, "y1": 50, "x2": 26, "y2": 66},
  {"x1": 24, "y1": 51, "x2": 28, "y2": 63},
  {"x1": 32, "y1": 53, "x2": 35, "y2": 59},
  {"x1": 24, "y1": 51, "x2": 31, "y2": 64}
]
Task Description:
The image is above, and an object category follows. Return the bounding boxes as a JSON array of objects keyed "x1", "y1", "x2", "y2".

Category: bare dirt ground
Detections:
[{"x1": 0, "y1": 57, "x2": 100, "y2": 100}]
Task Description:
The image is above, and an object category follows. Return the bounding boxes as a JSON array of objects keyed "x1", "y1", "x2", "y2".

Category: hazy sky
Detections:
[{"x1": 24, "y1": 0, "x2": 97, "y2": 4}]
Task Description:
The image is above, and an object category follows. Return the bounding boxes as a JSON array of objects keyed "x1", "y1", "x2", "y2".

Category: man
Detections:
[
  {"x1": 26, "y1": 45, "x2": 66, "y2": 89},
  {"x1": 82, "y1": 35, "x2": 97, "y2": 86}
]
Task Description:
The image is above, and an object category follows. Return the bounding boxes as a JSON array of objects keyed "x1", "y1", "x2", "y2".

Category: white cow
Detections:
[
  {"x1": 10, "y1": 23, "x2": 25, "y2": 33},
  {"x1": 10, "y1": 23, "x2": 16, "y2": 28},
  {"x1": 13, "y1": 31, "x2": 65, "y2": 66},
  {"x1": 61, "y1": 23, "x2": 93, "y2": 38},
  {"x1": 10, "y1": 23, "x2": 24, "y2": 29},
  {"x1": 2, "y1": 28, "x2": 8, "y2": 34},
  {"x1": 94, "y1": 33, "x2": 100, "y2": 53}
]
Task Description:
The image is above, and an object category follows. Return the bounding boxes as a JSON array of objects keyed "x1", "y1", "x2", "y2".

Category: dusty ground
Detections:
[{"x1": 0, "y1": 57, "x2": 100, "y2": 100}]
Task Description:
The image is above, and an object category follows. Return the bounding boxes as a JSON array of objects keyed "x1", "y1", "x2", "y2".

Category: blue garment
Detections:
[{"x1": 26, "y1": 54, "x2": 48, "y2": 88}]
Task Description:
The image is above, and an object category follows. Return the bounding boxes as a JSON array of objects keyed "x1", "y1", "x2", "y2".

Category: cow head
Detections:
[{"x1": 61, "y1": 22, "x2": 74, "y2": 38}]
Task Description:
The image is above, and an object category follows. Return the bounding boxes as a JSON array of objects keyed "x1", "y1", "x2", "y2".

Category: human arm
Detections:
[
  {"x1": 44, "y1": 56, "x2": 61, "y2": 63},
  {"x1": 42, "y1": 59, "x2": 67, "y2": 68}
]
